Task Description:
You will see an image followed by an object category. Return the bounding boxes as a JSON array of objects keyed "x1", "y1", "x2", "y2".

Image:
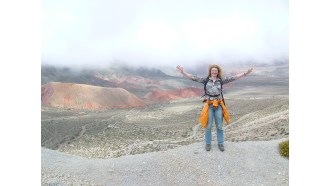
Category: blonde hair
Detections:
[{"x1": 208, "y1": 64, "x2": 222, "y2": 78}]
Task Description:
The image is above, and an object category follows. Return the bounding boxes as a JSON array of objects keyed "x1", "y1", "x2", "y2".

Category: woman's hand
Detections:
[
  {"x1": 176, "y1": 65, "x2": 184, "y2": 73},
  {"x1": 236, "y1": 68, "x2": 253, "y2": 79},
  {"x1": 245, "y1": 68, "x2": 253, "y2": 75}
]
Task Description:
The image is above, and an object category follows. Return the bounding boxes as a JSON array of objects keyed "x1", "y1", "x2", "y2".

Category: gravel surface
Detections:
[{"x1": 42, "y1": 138, "x2": 288, "y2": 186}]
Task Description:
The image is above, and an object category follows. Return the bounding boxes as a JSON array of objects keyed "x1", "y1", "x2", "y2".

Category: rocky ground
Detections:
[
  {"x1": 42, "y1": 94, "x2": 288, "y2": 159},
  {"x1": 41, "y1": 95, "x2": 289, "y2": 185},
  {"x1": 42, "y1": 138, "x2": 288, "y2": 186},
  {"x1": 41, "y1": 68, "x2": 289, "y2": 185}
]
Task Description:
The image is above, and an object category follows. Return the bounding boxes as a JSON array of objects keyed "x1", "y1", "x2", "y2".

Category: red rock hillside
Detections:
[
  {"x1": 144, "y1": 87, "x2": 204, "y2": 102},
  {"x1": 41, "y1": 82, "x2": 146, "y2": 109},
  {"x1": 95, "y1": 74, "x2": 161, "y2": 91}
]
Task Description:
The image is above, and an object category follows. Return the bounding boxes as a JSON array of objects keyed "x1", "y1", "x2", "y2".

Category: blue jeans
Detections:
[{"x1": 205, "y1": 104, "x2": 224, "y2": 145}]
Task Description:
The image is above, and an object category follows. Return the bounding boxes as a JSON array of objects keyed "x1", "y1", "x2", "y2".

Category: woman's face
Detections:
[{"x1": 211, "y1": 68, "x2": 218, "y2": 77}]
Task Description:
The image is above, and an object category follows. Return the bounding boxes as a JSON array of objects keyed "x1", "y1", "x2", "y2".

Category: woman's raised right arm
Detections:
[
  {"x1": 176, "y1": 65, "x2": 205, "y2": 83},
  {"x1": 176, "y1": 65, "x2": 193, "y2": 79}
]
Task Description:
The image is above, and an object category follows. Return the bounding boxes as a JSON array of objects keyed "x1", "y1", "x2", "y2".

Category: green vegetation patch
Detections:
[{"x1": 279, "y1": 140, "x2": 289, "y2": 158}]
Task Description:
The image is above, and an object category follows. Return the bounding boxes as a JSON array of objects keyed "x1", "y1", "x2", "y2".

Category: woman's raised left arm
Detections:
[{"x1": 235, "y1": 68, "x2": 253, "y2": 80}]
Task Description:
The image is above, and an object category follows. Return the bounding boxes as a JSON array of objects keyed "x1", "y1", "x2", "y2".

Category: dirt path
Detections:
[{"x1": 42, "y1": 138, "x2": 288, "y2": 186}]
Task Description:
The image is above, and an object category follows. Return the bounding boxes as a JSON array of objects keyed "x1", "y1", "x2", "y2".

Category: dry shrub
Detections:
[{"x1": 279, "y1": 140, "x2": 289, "y2": 158}]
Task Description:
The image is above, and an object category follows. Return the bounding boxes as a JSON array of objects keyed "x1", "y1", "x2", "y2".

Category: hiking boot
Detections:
[
  {"x1": 205, "y1": 144, "x2": 211, "y2": 151},
  {"x1": 218, "y1": 144, "x2": 224, "y2": 152}
]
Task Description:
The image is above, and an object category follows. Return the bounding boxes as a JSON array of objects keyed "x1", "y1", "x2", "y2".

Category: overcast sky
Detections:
[{"x1": 42, "y1": 0, "x2": 288, "y2": 68}]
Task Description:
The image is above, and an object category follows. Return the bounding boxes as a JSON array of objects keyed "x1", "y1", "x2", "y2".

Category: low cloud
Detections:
[{"x1": 42, "y1": 0, "x2": 288, "y2": 68}]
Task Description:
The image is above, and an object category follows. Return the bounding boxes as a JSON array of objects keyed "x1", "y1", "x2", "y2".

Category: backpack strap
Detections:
[
  {"x1": 203, "y1": 76, "x2": 210, "y2": 95},
  {"x1": 219, "y1": 77, "x2": 226, "y2": 106}
]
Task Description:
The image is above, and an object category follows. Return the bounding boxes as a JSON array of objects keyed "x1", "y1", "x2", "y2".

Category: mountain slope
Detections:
[{"x1": 41, "y1": 82, "x2": 146, "y2": 109}]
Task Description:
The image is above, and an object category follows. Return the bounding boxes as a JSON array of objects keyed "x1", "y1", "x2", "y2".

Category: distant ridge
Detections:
[
  {"x1": 41, "y1": 82, "x2": 146, "y2": 109},
  {"x1": 144, "y1": 87, "x2": 204, "y2": 101}
]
